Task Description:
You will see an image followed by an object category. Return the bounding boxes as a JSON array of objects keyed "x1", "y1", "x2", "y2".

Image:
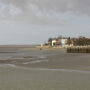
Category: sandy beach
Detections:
[{"x1": 0, "y1": 46, "x2": 90, "y2": 90}]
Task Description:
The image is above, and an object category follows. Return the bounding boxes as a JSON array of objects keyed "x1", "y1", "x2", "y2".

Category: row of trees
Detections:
[
  {"x1": 68, "y1": 36, "x2": 90, "y2": 46},
  {"x1": 48, "y1": 36, "x2": 90, "y2": 46}
]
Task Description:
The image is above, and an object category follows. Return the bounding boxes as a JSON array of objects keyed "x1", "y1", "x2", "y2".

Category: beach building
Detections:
[
  {"x1": 48, "y1": 38, "x2": 68, "y2": 47},
  {"x1": 61, "y1": 39, "x2": 68, "y2": 46},
  {"x1": 52, "y1": 39, "x2": 57, "y2": 46}
]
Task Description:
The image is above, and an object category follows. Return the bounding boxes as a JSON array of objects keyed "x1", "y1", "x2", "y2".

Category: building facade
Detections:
[{"x1": 49, "y1": 38, "x2": 68, "y2": 47}]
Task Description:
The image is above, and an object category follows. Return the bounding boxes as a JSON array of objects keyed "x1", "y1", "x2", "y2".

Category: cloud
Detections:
[
  {"x1": 25, "y1": 0, "x2": 90, "y2": 24},
  {"x1": 0, "y1": 0, "x2": 90, "y2": 24},
  {"x1": 0, "y1": 0, "x2": 90, "y2": 15},
  {"x1": 0, "y1": 3, "x2": 23, "y2": 20},
  {"x1": 26, "y1": 0, "x2": 90, "y2": 15}
]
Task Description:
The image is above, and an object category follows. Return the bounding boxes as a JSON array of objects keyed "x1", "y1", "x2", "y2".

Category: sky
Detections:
[{"x1": 0, "y1": 0, "x2": 90, "y2": 44}]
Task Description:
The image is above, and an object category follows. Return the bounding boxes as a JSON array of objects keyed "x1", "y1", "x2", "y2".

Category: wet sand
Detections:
[
  {"x1": 0, "y1": 46, "x2": 90, "y2": 90},
  {"x1": 0, "y1": 47, "x2": 90, "y2": 71},
  {"x1": 0, "y1": 66, "x2": 90, "y2": 90}
]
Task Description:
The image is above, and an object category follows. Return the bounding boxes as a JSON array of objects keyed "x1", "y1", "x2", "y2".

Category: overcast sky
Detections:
[{"x1": 0, "y1": 0, "x2": 90, "y2": 44}]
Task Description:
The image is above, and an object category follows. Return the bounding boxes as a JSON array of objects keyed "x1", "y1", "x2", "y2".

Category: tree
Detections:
[
  {"x1": 48, "y1": 38, "x2": 52, "y2": 46},
  {"x1": 67, "y1": 37, "x2": 72, "y2": 45}
]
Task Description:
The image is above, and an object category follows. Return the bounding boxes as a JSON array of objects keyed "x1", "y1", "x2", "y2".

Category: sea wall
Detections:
[{"x1": 67, "y1": 46, "x2": 90, "y2": 53}]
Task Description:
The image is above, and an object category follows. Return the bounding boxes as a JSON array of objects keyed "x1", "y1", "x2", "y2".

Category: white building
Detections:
[
  {"x1": 52, "y1": 39, "x2": 57, "y2": 46},
  {"x1": 48, "y1": 37, "x2": 69, "y2": 47},
  {"x1": 61, "y1": 39, "x2": 67, "y2": 46},
  {"x1": 50, "y1": 38, "x2": 68, "y2": 47}
]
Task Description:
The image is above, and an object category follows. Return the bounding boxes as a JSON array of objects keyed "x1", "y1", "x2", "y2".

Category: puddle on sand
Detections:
[
  {"x1": 0, "y1": 64, "x2": 16, "y2": 67},
  {"x1": 23, "y1": 59, "x2": 48, "y2": 64}
]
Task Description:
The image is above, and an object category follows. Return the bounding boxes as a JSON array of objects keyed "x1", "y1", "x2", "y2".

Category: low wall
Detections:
[{"x1": 67, "y1": 46, "x2": 90, "y2": 53}]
